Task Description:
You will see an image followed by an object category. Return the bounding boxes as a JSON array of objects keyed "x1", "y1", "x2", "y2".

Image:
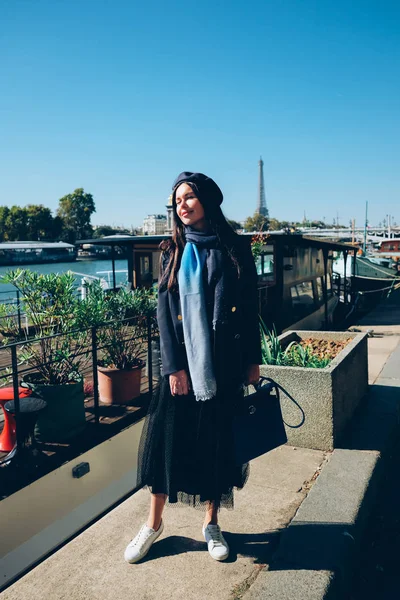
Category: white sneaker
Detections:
[
  {"x1": 202, "y1": 524, "x2": 229, "y2": 561},
  {"x1": 124, "y1": 520, "x2": 164, "y2": 564}
]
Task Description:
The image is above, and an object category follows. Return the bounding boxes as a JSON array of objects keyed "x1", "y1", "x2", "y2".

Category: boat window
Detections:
[
  {"x1": 291, "y1": 281, "x2": 315, "y2": 319},
  {"x1": 140, "y1": 255, "x2": 150, "y2": 275},
  {"x1": 255, "y1": 245, "x2": 275, "y2": 282}
]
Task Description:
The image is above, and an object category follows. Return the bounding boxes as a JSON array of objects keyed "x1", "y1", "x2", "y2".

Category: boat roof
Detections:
[
  {"x1": 0, "y1": 241, "x2": 75, "y2": 249},
  {"x1": 245, "y1": 233, "x2": 355, "y2": 252},
  {"x1": 76, "y1": 233, "x2": 354, "y2": 253},
  {"x1": 77, "y1": 234, "x2": 169, "y2": 245},
  {"x1": 101, "y1": 234, "x2": 135, "y2": 238}
]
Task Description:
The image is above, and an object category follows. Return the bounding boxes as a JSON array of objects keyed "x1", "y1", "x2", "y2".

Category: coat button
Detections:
[
  {"x1": 177, "y1": 314, "x2": 183, "y2": 320},
  {"x1": 231, "y1": 306, "x2": 237, "y2": 312},
  {"x1": 234, "y1": 333, "x2": 241, "y2": 340}
]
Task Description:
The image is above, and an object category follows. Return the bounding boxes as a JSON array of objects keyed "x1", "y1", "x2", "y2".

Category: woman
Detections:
[{"x1": 124, "y1": 171, "x2": 261, "y2": 564}]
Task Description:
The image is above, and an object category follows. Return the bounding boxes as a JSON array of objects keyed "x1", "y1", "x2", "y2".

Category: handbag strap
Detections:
[
  {"x1": 251, "y1": 376, "x2": 304, "y2": 429},
  {"x1": 253, "y1": 376, "x2": 280, "y2": 403}
]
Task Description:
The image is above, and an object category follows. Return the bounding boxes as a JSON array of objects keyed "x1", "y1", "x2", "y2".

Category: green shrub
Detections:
[
  {"x1": 75, "y1": 280, "x2": 157, "y2": 370},
  {"x1": 260, "y1": 317, "x2": 332, "y2": 369},
  {"x1": 1, "y1": 269, "x2": 87, "y2": 384}
]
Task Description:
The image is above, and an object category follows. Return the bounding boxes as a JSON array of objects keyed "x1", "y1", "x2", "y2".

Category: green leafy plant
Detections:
[
  {"x1": 75, "y1": 280, "x2": 157, "y2": 371},
  {"x1": 260, "y1": 318, "x2": 295, "y2": 366},
  {"x1": 251, "y1": 233, "x2": 267, "y2": 260},
  {"x1": 2, "y1": 269, "x2": 77, "y2": 337},
  {"x1": 73, "y1": 281, "x2": 157, "y2": 329},
  {"x1": 284, "y1": 344, "x2": 331, "y2": 369},
  {"x1": 260, "y1": 317, "x2": 333, "y2": 369},
  {"x1": 1, "y1": 269, "x2": 88, "y2": 385},
  {"x1": 0, "y1": 302, "x2": 20, "y2": 340},
  {"x1": 1, "y1": 271, "x2": 158, "y2": 382},
  {"x1": 97, "y1": 321, "x2": 145, "y2": 371}
]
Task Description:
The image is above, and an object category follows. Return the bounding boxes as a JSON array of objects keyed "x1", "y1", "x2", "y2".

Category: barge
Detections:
[
  {"x1": 0, "y1": 242, "x2": 76, "y2": 266},
  {"x1": 76, "y1": 232, "x2": 356, "y2": 333}
]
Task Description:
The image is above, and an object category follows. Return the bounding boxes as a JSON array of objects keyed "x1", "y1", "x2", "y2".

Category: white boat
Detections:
[{"x1": 333, "y1": 254, "x2": 400, "y2": 295}]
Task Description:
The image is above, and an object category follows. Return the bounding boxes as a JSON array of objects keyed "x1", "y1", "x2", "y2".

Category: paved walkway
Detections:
[
  {"x1": 2, "y1": 446, "x2": 325, "y2": 600},
  {"x1": 353, "y1": 286, "x2": 400, "y2": 335}
]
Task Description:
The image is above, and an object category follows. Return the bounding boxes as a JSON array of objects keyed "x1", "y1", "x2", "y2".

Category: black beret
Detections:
[{"x1": 172, "y1": 172, "x2": 223, "y2": 206}]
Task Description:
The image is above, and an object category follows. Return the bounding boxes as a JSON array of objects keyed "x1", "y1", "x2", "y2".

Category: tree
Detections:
[
  {"x1": 268, "y1": 218, "x2": 282, "y2": 231},
  {"x1": 5, "y1": 206, "x2": 28, "y2": 240},
  {"x1": 0, "y1": 206, "x2": 10, "y2": 241},
  {"x1": 25, "y1": 204, "x2": 55, "y2": 240},
  {"x1": 93, "y1": 225, "x2": 132, "y2": 238},
  {"x1": 280, "y1": 220, "x2": 291, "y2": 230},
  {"x1": 93, "y1": 225, "x2": 118, "y2": 238},
  {"x1": 243, "y1": 213, "x2": 269, "y2": 232},
  {"x1": 57, "y1": 188, "x2": 96, "y2": 243},
  {"x1": 51, "y1": 215, "x2": 64, "y2": 240}
]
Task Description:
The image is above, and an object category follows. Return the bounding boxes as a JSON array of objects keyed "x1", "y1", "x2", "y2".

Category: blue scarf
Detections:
[{"x1": 178, "y1": 233, "x2": 217, "y2": 402}]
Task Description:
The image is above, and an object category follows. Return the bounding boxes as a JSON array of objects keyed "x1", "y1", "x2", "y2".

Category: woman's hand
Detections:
[
  {"x1": 169, "y1": 369, "x2": 191, "y2": 396},
  {"x1": 245, "y1": 364, "x2": 260, "y2": 386}
]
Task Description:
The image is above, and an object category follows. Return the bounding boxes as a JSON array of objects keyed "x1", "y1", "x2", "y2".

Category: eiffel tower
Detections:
[{"x1": 256, "y1": 157, "x2": 268, "y2": 217}]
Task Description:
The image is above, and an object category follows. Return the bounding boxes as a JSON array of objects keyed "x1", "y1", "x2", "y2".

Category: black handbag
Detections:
[{"x1": 233, "y1": 376, "x2": 287, "y2": 465}]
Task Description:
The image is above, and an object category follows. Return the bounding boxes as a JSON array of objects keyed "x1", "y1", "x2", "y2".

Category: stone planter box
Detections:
[{"x1": 260, "y1": 330, "x2": 368, "y2": 451}]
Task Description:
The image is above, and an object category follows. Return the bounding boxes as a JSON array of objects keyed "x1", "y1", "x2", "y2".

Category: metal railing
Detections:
[
  {"x1": 0, "y1": 315, "x2": 160, "y2": 467},
  {"x1": 0, "y1": 272, "x2": 130, "y2": 336}
]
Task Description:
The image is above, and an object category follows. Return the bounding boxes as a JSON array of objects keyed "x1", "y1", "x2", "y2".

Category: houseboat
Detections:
[
  {"x1": 0, "y1": 241, "x2": 76, "y2": 266},
  {"x1": 251, "y1": 233, "x2": 355, "y2": 332},
  {"x1": 76, "y1": 232, "x2": 356, "y2": 333},
  {"x1": 334, "y1": 252, "x2": 400, "y2": 295},
  {"x1": 76, "y1": 237, "x2": 132, "y2": 260},
  {"x1": 375, "y1": 238, "x2": 400, "y2": 263}
]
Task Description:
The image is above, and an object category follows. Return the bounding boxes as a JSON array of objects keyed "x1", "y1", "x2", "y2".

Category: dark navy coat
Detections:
[{"x1": 157, "y1": 238, "x2": 262, "y2": 387}]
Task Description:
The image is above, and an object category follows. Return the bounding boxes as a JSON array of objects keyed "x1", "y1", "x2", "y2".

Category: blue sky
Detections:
[{"x1": 1, "y1": 0, "x2": 399, "y2": 228}]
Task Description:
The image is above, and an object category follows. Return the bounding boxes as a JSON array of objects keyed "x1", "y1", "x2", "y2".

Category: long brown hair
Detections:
[{"x1": 159, "y1": 182, "x2": 241, "y2": 292}]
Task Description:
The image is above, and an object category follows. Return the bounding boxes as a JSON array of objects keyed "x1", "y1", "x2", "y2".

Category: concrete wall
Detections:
[{"x1": 260, "y1": 331, "x2": 368, "y2": 451}]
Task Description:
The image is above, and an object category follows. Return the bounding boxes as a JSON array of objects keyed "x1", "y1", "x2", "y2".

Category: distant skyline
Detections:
[{"x1": 1, "y1": 0, "x2": 399, "y2": 228}]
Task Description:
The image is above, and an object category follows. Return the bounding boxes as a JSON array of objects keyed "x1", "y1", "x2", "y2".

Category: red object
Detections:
[{"x1": 0, "y1": 387, "x2": 32, "y2": 452}]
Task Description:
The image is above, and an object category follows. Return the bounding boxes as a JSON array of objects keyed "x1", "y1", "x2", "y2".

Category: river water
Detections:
[{"x1": 0, "y1": 258, "x2": 129, "y2": 300}]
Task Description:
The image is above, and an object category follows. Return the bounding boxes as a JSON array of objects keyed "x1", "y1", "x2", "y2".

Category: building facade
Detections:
[{"x1": 142, "y1": 214, "x2": 167, "y2": 235}]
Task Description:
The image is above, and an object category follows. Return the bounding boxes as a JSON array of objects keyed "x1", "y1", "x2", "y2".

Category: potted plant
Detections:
[
  {"x1": 259, "y1": 319, "x2": 368, "y2": 451},
  {"x1": 1, "y1": 269, "x2": 88, "y2": 442},
  {"x1": 76, "y1": 282, "x2": 157, "y2": 404},
  {"x1": 96, "y1": 325, "x2": 145, "y2": 404}
]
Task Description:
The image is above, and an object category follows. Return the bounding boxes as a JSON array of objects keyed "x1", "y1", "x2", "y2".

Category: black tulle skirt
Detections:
[{"x1": 137, "y1": 377, "x2": 249, "y2": 510}]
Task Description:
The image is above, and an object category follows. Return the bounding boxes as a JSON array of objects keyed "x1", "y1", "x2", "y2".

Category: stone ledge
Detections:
[
  {"x1": 243, "y1": 450, "x2": 381, "y2": 600},
  {"x1": 243, "y1": 366, "x2": 400, "y2": 600},
  {"x1": 244, "y1": 569, "x2": 336, "y2": 600}
]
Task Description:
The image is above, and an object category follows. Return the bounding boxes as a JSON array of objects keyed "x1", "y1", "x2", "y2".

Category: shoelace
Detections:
[
  {"x1": 132, "y1": 525, "x2": 153, "y2": 547},
  {"x1": 206, "y1": 525, "x2": 224, "y2": 547}
]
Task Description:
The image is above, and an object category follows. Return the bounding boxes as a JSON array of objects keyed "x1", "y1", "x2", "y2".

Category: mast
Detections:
[{"x1": 363, "y1": 201, "x2": 368, "y2": 254}]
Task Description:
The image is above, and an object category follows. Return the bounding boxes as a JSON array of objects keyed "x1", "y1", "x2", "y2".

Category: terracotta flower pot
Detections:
[{"x1": 97, "y1": 365, "x2": 142, "y2": 405}]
